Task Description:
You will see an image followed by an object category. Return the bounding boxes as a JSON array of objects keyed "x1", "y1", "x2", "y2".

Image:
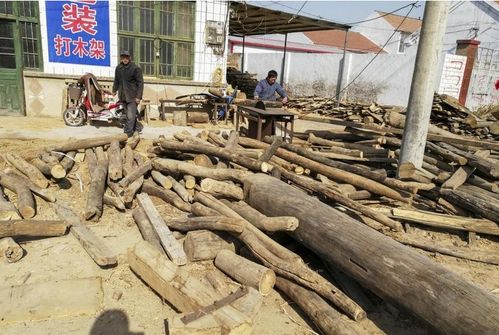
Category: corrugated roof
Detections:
[
  {"x1": 304, "y1": 30, "x2": 385, "y2": 54},
  {"x1": 376, "y1": 11, "x2": 422, "y2": 33}
]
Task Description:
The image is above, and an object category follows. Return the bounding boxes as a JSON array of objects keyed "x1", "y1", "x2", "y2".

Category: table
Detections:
[{"x1": 235, "y1": 105, "x2": 295, "y2": 143}]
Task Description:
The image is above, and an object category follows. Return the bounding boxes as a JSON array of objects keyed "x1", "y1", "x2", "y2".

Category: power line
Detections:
[{"x1": 336, "y1": 2, "x2": 418, "y2": 98}]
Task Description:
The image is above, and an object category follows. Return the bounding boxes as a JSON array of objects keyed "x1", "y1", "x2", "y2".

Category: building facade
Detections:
[{"x1": 0, "y1": 0, "x2": 229, "y2": 117}]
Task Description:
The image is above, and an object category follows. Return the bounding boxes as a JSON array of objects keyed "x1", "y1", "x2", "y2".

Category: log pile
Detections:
[
  {"x1": 289, "y1": 93, "x2": 498, "y2": 139},
  {"x1": 2, "y1": 129, "x2": 498, "y2": 334},
  {"x1": 226, "y1": 66, "x2": 258, "y2": 98}
]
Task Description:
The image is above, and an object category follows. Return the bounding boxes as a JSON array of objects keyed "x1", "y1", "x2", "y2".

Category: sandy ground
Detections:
[{"x1": 0, "y1": 115, "x2": 497, "y2": 335}]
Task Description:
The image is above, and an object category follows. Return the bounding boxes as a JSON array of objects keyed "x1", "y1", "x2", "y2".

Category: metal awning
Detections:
[{"x1": 229, "y1": 2, "x2": 351, "y2": 36}]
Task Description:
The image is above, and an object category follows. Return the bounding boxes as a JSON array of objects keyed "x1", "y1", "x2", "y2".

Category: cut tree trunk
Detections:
[
  {"x1": 187, "y1": 111, "x2": 209, "y2": 123},
  {"x1": 215, "y1": 249, "x2": 276, "y2": 296},
  {"x1": 441, "y1": 188, "x2": 499, "y2": 223},
  {"x1": 191, "y1": 202, "x2": 221, "y2": 216},
  {"x1": 0, "y1": 220, "x2": 68, "y2": 238},
  {"x1": 200, "y1": 178, "x2": 244, "y2": 200},
  {"x1": 119, "y1": 160, "x2": 152, "y2": 188},
  {"x1": 59, "y1": 151, "x2": 76, "y2": 174},
  {"x1": 0, "y1": 237, "x2": 24, "y2": 263},
  {"x1": 107, "y1": 140, "x2": 123, "y2": 181},
  {"x1": 85, "y1": 152, "x2": 108, "y2": 221},
  {"x1": 122, "y1": 145, "x2": 134, "y2": 176},
  {"x1": 184, "y1": 230, "x2": 236, "y2": 261},
  {"x1": 0, "y1": 174, "x2": 36, "y2": 219},
  {"x1": 31, "y1": 158, "x2": 66, "y2": 180},
  {"x1": 151, "y1": 170, "x2": 173, "y2": 190},
  {"x1": 222, "y1": 200, "x2": 298, "y2": 232},
  {"x1": 4, "y1": 154, "x2": 49, "y2": 188},
  {"x1": 193, "y1": 154, "x2": 215, "y2": 168},
  {"x1": 153, "y1": 158, "x2": 251, "y2": 184},
  {"x1": 183, "y1": 175, "x2": 196, "y2": 189},
  {"x1": 244, "y1": 173, "x2": 499, "y2": 335},
  {"x1": 166, "y1": 175, "x2": 191, "y2": 203},
  {"x1": 45, "y1": 133, "x2": 128, "y2": 152},
  {"x1": 166, "y1": 216, "x2": 245, "y2": 233},
  {"x1": 276, "y1": 276, "x2": 360, "y2": 335}
]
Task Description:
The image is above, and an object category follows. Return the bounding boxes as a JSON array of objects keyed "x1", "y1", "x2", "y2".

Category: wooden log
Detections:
[
  {"x1": 0, "y1": 175, "x2": 36, "y2": 219},
  {"x1": 441, "y1": 188, "x2": 499, "y2": 223},
  {"x1": 276, "y1": 167, "x2": 403, "y2": 232},
  {"x1": 153, "y1": 158, "x2": 251, "y2": 184},
  {"x1": 244, "y1": 173, "x2": 499, "y2": 335},
  {"x1": 45, "y1": 133, "x2": 129, "y2": 152},
  {"x1": 151, "y1": 170, "x2": 173, "y2": 189},
  {"x1": 166, "y1": 176, "x2": 191, "y2": 203},
  {"x1": 167, "y1": 216, "x2": 244, "y2": 233},
  {"x1": 85, "y1": 151, "x2": 108, "y2": 221},
  {"x1": 442, "y1": 167, "x2": 472, "y2": 190},
  {"x1": 215, "y1": 249, "x2": 276, "y2": 296},
  {"x1": 31, "y1": 158, "x2": 66, "y2": 180},
  {"x1": 107, "y1": 140, "x2": 122, "y2": 181},
  {"x1": 258, "y1": 136, "x2": 283, "y2": 163},
  {"x1": 59, "y1": 151, "x2": 76, "y2": 174},
  {"x1": 223, "y1": 200, "x2": 298, "y2": 232},
  {"x1": 0, "y1": 237, "x2": 24, "y2": 263},
  {"x1": 141, "y1": 180, "x2": 191, "y2": 212},
  {"x1": 276, "y1": 276, "x2": 359, "y2": 335},
  {"x1": 184, "y1": 230, "x2": 236, "y2": 261},
  {"x1": 396, "y1": 235, "x2": 499, "y2": 265},
  {"x1": 122, "y1": 145, "x2": 134, "y2": 176},
  {"x1": 376, "y1": 207, "x2": 499, "y2": 236},
  {"x1": 426, "y1": 142, "x2": 467, "y2": 165},
  {"x1": 123, "y1": 176, "x2": 143, "y2": 207},
  {"x1": 173, "y1": 110, "x2": 187, "y2": 126},
  {"x1": 118, "y1": 160, "x2": 152, "y2": 188},
  {"x1": 187, "y1": 111, "x2": 209, "y2": 123},
  {"x1": 159, "y1": 140, "x2": 269, "y2": 173},
  {"x1": 0, "y1": 187, "x2": 19, "y2": 220},
  {"x1": 4, "y1": 154, "x2": 49, "y2": 188},
  {"x1": 439, "y1": 142, "x2": 499, "y2": 178},
  {"x1": 348, "y1": 190, "x2": 372, "y2": 200},
  {"x1": 183, "y1": 175, "x2": 196, "y2": 189},
  {"x1": 132, "y1": 207, "x2": 165, "y2": 255},
  {"x1": 136, "y1": 193, "x2": 187, "y2": 265},
  {"x1": 200, "y1": 178, "x2": 244, "y2": 200},
  {"x1": 52, "y1": 201, "x2": 117, "y2": 267},
  {"x1": 0, "y1": 220, "x2": 68, "y2": 238},
  {"x1": 128, "y1": 240, "x2": 219, "y2": 312},
  {"x1": 193, "y1": 154, "x2": 215, "y2": 168},
  {"x1": 225, "y1": 130, "x2": 240, "y2": 151},
  {"x1": 191, "y1": 202, "x2": 221, "y2": 216},
  {"x1": 2, "y1": 171, "x2": 46, "y2": 199},
  {"x1": 103, "y1": 194, "x2": 125, "y2": 211},
  {"x1": 468, "y1": 175, "x2": 498, "y2": 193}
]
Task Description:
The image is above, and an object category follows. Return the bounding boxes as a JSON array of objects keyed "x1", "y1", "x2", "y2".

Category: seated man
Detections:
[{"x1": 253, "y1": 70, "x2": 288, "y2": 104}]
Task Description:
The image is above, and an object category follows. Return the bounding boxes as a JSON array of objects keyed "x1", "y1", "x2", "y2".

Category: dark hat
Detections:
[{"x1": 120, "y1": 50, "x2": 130, "y2": 57}]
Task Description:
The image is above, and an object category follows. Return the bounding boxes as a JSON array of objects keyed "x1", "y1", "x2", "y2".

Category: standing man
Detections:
[
  {"x1": 113, "y1": 50, "x2": 144, "y2": 137},
  {"x1": 254, "y1": 70, "x2": 288, "y2": 104}
]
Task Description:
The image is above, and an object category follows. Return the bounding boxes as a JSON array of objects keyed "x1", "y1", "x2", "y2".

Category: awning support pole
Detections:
[
  {"x1": 280, "y1": 32, "x2": 288, "y2": 86},
  {"x1": 335, "y1": 29, "x2": 349, "y2": 106}
]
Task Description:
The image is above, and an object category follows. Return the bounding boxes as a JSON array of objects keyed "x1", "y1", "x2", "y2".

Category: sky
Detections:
[{"x1": 248, "y1": 1, "x2": 426, "y2": 26}]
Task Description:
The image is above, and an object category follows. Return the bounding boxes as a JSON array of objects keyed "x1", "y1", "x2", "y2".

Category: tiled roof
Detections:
[
  {"x1": 304, "y1": 30, "x2": 385, "y2": 53},
  {"x1": 376, "y1": 11, "x2": 422, "y2": 33}
]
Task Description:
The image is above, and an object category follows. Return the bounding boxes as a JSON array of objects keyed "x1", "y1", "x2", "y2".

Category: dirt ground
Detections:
[{"x1": 0, "y1": 116, "x2": 498, "y2": 335}]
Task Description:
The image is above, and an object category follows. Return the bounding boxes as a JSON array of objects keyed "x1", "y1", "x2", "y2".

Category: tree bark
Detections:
[
  {"x1": 184, "y1": 230, "x2": 236, "y2": 261},
  {"x1": 276, "y1": 276, "x2": 360, "y2": 335},
  {"x1": 200, "y1": 178, "x2": 244, "y2": 200},
  {"x1": 244, "y1": 173, "x2": 499, "y2": 335},
  {"x1": 107, "y1": 140, "x2": 123, "y2": 181},
  {"x1": 45, "y1": 133, "x2": 128, "y2": 152},
  {"x1": 0, "y1": 237, "x2": 24, "y2": 263},
  {"x1": 215, "y1": 249, "x2": 276, "y2": 296},
  {"x1": 153, "y1": 158, "x2": 250, "y2": 183},
  {"x1": 222, "y1": 200, "x2": 299, "y2": 232},
  {"x1": 4, "y1": 153, "x2": 49, "y2": 188},
  {"x1": 0, "y1": 220, "x2": 68, "y2": 238}
]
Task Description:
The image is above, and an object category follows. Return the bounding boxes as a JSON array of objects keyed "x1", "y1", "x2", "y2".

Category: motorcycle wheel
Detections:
[{"x1": 63, "y1": 108, "x2": 85, "y2": 127}]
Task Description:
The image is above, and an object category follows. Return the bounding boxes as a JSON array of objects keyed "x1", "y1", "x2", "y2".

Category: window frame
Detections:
[
  {"x1": 0, "y1": 1, "x2": 42, "y2": 71},
  {"x1": 117, "y1": 1, "x2": 195, "y2": 80}
]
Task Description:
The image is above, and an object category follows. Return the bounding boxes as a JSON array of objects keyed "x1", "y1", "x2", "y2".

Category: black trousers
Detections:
[{"x1": 124, "y1": 101, "x2": 138, "y2": 135}]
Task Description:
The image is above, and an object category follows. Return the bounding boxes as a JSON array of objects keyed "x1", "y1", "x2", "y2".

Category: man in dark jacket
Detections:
[{"x1": 113, "y1": 50, "x2": 144, "y2": 137}]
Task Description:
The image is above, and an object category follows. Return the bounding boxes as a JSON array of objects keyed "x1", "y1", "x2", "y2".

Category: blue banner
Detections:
[{"x1": 46, "y1": 0, "x2": 110, "y2": 66}]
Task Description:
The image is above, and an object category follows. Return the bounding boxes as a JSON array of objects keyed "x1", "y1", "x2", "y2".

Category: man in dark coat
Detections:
[{"x1": 113, "y1": 50, "x2": 144, "y2": 137}]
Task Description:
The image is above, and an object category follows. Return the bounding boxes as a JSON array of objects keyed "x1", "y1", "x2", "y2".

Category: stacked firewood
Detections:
[
  {"x1": 226, "y1": 67, "x2": 258, "y2": 98},
  {"x1": 289, "y1": 93, "x2": 499, "y2": 140}
]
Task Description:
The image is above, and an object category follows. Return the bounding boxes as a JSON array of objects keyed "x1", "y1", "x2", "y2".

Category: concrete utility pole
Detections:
[{"x1": 397, "y1": 1, "x2": 450, "y2": 176}]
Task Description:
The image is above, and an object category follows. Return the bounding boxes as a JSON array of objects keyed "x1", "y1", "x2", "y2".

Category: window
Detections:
[
  {"x1": 0, "y1": 1, "x2": 41, "y2": 70},
  {"x1": 398, "y1": 31, "x2": 410, "y2": 54},
  {"x1": 117, "y1": 1, "x2": 195, "y2": 79}
]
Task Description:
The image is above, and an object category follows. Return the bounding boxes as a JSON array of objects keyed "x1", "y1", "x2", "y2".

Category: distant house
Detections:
[
  {"x1": 353, "y1": 11, "x2": 422, "y2": 54},
  {"x1": 302, "y1": 30, "x2": 385, "y2": 54}
]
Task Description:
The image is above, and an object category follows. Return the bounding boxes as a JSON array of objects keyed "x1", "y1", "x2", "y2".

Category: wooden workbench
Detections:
[{"x1": 235, "y1": 105, "x2": 295, "y2": 143}]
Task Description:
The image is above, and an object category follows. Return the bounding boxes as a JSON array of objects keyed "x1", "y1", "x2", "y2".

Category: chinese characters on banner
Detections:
[{"x1": 46, "y1": 0, "x2": 110, "y2": 66}]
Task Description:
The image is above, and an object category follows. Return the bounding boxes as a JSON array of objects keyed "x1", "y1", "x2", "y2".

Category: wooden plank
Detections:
[
  {"x1": 136, "y1": 193, "x2": 187, "y2": 265},
  {"x1": 0, "y1": 277, "x2": 103, "y2": 323}
]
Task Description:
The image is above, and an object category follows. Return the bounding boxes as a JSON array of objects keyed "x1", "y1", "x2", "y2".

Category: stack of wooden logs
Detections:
[
  {"x1": 2, "y1": 127, "x2": 499, "y2": 334},
  {"x1": 289, "y1": 93, "x2": 499, "y2": 139},
  {"x1": 226, "y1": 67, "x2": 258, "y2": 99}
]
